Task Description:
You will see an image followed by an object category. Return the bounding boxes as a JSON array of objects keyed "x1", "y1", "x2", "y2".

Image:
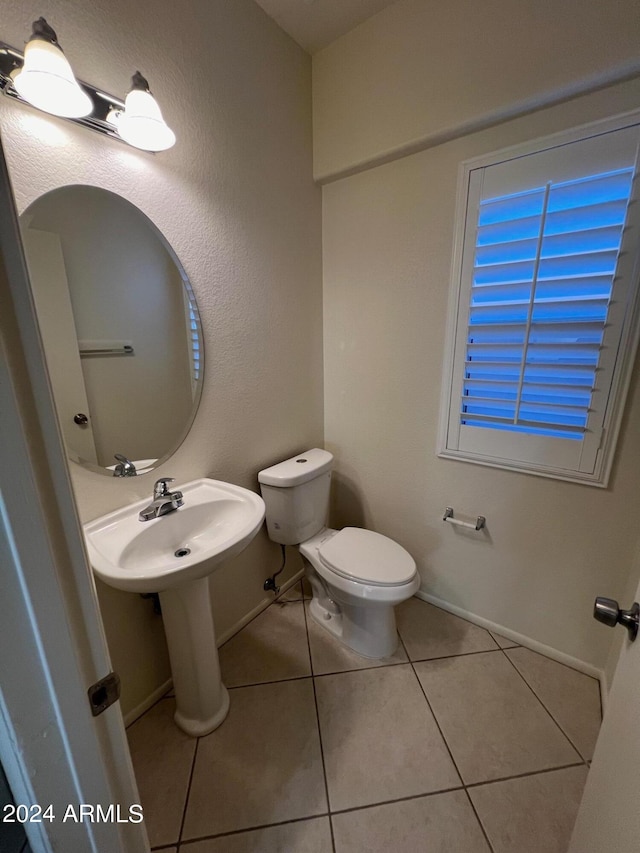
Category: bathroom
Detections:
[{"x1": 1, "y1": 0, "x2": 640, "y2": 851}]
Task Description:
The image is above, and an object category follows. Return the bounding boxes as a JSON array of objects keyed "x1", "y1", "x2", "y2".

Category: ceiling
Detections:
[{"x1": 253, "y1": 0, "x2": 399, "y2": 54}]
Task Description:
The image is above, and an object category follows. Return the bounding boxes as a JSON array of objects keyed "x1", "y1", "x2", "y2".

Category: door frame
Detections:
[{"x1": 0, "y1": 135, "x2": 148, "y2": 852}]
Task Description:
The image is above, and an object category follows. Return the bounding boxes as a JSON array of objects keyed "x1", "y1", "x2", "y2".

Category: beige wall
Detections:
[
  {"x1": 313, "y1": 0, "x2": 640, "y2": 181},
  {"x1": 322, "y1": 2, "x2": 640, "y2": 669},
  {"x1": 0, "y1": 0, "x2": 322, "y2": 715}
]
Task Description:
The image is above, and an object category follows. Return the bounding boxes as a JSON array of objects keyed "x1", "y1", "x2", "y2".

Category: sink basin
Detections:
[
  {"x1": 85, "y1": 478, "x2": 265, "y2": 593},
  {"x1": 84, "y1": 477, "x2": 265, "y2": 737}
]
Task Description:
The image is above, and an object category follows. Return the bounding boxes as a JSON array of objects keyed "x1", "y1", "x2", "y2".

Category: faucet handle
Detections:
[
  {"x1": 153, "y1": 477, "x2": 175, "y2": 499},
  {"x1": 113, "y1": 454, "x2": 137, "y2": 477}
]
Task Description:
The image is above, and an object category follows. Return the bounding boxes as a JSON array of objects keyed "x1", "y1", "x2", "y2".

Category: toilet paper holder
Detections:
[{"x1": 443, "y1": 507, "x2": 486, "y2": 531}]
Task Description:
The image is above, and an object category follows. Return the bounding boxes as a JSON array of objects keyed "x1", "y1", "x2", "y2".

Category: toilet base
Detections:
[{"x1": 307, "y1": 571, "x2": 400, "y2": 659}]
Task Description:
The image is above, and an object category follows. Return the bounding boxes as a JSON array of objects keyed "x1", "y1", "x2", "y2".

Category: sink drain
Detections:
[{"x1": 174, "y1": 547, "x2": 191, "y2": 558}]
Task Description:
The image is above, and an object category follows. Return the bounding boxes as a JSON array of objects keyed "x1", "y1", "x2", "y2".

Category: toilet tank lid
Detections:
[{"x1": 258, "y1": 448, "x2": 333, "y2": 487}]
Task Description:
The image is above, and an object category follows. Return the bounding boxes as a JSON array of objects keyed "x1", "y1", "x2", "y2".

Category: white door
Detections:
[
  {"x1": 0, "y1": 139, "x2": 147, "y2": 852},
  {"x1": 568, "y1": 577, "x2": 640, "y2": 852},
  {"x1": 21, "y1": 226, "x2": 99, "y2": 464}
]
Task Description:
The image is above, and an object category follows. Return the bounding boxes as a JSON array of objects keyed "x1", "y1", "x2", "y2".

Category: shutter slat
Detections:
[
  {"x1": 470, "y1": 302, "x2": 608, "y2": 325},
  {"x1": 478, "y1": 188, "x2": 545, "y2": 226},
  {"x1": 460, "y1": 400, "x2": 587, "y2": 428},
  {"x1": 463, "y1": 393, "x2": 590, "y2": 413},
  {"x1": 544, "y1": 198, "x2": 628, "y2": 236},
  {"x1": 540, "y1": 224, "x2": 624, "y2": 259},
  {"x1": 477, "y1": 215, "x2": 541, "y2": 246},
  {"x1": 547, "y1": 168, "x2": 634, "y2": 213}
]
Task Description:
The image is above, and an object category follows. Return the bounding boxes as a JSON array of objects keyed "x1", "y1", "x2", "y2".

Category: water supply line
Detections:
[{"x1": 264, "y1": 544, "x2": 286, "y2": 594}]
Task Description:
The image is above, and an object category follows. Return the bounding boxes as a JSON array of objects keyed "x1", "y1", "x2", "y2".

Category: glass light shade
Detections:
[
  {"x1": 117, "y1": 88, "x2": 175, "y2": 152},
  {"x1": 13, "y1": 38, "x2": 92, "y2": 118}
]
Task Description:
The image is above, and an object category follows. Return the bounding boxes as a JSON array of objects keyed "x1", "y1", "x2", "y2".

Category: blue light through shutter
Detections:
[
  {"x1": 188, "y1": 302, "x2": 201, "y2": 382},
  {"x1": 461, "y1": 167, "x2": 634, "y2": 439}
]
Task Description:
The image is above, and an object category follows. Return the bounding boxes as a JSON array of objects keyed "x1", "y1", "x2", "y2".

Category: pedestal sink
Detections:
[{"x1": 84, "y1": 478, "x2": 265, "y2": 736}]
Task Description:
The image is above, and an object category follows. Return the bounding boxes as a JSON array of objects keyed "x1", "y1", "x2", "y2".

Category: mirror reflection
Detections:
[{"x1": 20, "y1": 185, "x2": 203, "y2": 475}]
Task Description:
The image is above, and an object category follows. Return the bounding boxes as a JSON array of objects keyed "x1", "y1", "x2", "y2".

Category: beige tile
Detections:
[
  {"x1": 315, "y1": 664, "x2": 460, "y2": 811},
  {"x1": 415, "y1": 652, "x2": 580, "y2": 784},
  {"x1": 397, "y1": 599, "x2": 498, "y2": 660},
  {"x1": 219, "y1": 599, "x2": 311, "y2": 687},
  {"x1": 182, "y1": 817, "x2": 332, "y2": 853},
  {"x1": 332, "y1": 790, "x2": 490, "y2": 853},
  {"x1": 127, "y1": 699, "x2": 196, "y2": 848},
  {"x1": 469, "y1": 765, "x2": 588, "y2": 853},
  {"x1": 306, "y1": 602, "x2": 408, "y2": 675},
  {"x1": 490, "y1": 631, "x2": 519, "y2": 649},
  {"x1": 301, "y1": 575, "x2": 313, "y2": 598},
  {"x1": 505, "y1": 647, "x2": 602, "y2": 759},
  {"x1": 183, "y1": 679, "x2": 326, "y2": 839}
]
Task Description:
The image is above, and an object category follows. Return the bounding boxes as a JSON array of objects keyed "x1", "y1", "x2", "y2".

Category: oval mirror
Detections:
[{"x1": 20, "y1": 186, "x2": 203, "y2": 476}]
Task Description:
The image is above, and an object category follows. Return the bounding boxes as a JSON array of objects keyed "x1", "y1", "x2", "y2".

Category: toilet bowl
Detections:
[
  {"x1": 300, "y1": 526, "x2": 419, "y2": 658},
  {"x1": 258, "y1": 449, "x2": 419, "y2": 659}
]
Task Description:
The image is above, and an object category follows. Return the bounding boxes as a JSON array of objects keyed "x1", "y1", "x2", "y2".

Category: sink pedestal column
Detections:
[{"x1": 159, "y1": 576, "x2": 229, "y2": 737}]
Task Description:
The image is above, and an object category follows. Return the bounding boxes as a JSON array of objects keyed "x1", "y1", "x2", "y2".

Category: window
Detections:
[{"x1": 439, "y1": 115, "x2": 640, "y2": 485}]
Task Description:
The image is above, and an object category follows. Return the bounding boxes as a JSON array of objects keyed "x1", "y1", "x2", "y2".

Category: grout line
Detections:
[
  {"x1": 227, "y1": 673, "x2": 314, "y2": 691},
  {"x1": 309, "y1": 647, "x2": 508, "y2": 683},
  {"x1": 400, "y1": 632, "x2": 496, "y2": 853},
  {"x1": 500, "y1": 649, "x2": 590, "y2": 765},
  {"x1": 329, "y1": 784, "x2": 465, "y2": 817},
  {"x1": 488, "y1": 630, "x2": 519, "y2": 649},
  {"x1": 464, "y1": 760, "x2": 588, "y2": 789},
  {"x1": 463, "y1": 788, "x2": 495, "y2": 853},
  {"x1": 178, "y1": 812, "x2": 330, "y2": 847},
  {"x1": 398, "y1": 634, "x2": 465, "y2": 784},
  {"x1": 401, "y1": 646, "x2": 505, "y2": 666},
  {"x1": 175, "y1": 730, "x2": 201, "y2": 851},
  {"x1": 302, "y1": 592, "x2": 336, "y2": 853}
]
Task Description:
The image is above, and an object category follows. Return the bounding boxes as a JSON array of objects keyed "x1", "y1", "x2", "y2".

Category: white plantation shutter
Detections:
[{"x1": 441, "y1": 118, "x2": 640, "y2": 484}]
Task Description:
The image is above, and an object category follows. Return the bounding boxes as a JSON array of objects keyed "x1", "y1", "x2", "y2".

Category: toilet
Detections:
[{"x1": 258, "y1": 448, "x2": 419, "y2": 658}]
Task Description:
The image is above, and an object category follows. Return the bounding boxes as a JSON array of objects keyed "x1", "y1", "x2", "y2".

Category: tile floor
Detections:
[{"x1": 127, "y1": 582, "x2": 602, "y2": 853}]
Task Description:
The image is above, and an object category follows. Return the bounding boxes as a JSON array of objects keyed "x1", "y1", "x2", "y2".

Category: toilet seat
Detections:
[{"x1": 318, "y1": 527, "x2": 416, "y2": 586}]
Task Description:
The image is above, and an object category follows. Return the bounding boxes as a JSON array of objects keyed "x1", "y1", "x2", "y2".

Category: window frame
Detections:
[{"x1": 438, "y1": 110, "x2": 640, "y2": 487}]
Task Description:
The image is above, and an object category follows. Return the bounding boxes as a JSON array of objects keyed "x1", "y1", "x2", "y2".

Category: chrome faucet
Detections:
[
  {"x1": 139, "y1": 477, "x2": 184, "y2": 522},
  {"x1": 113, "y1": 454, "x2": 137, "y2": 477}
]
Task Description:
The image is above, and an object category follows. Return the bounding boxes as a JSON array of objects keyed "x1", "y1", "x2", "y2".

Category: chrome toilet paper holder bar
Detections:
[{"x1": 443, "y1": 507, "x2": 486, "y2": 531}]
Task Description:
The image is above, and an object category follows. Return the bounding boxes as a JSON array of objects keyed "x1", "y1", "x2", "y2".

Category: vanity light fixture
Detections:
[
  {"x1": 0, "y1": 19, "x2": 176, "y2": 152},
  {"x1": 115, "y1": 71, "x2": 176, "y2": 152},
  {"x1": 12, "y1": 18, "x2": 91, "y2": 119}
]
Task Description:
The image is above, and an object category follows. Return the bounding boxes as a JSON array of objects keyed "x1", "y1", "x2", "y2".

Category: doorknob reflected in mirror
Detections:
[
  {"x1": 593, "y1": 597, "x2": 639, "y2": 641},
  {"x1": 74, "y1": 412, "x2": 89, "y2": 426}
]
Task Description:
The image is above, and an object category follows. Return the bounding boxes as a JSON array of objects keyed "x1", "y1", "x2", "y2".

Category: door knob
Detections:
[
  {"x1": 593, "y1": 597, "x2": 639, "y2": 641},
  {"x1": 74, "y1": 413, "x2": 88, "y2": 425}
]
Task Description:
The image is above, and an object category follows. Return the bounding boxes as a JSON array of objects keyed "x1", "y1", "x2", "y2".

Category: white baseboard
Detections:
[
  {"x1": 415, "y1": 589, "x2": 604, "y2": 683},
  {"x1": 123, "y1": 678, "x2": 172, "y2": 728},
  {"x1": 215, "y1": 570, "x2": 304, "y2": 646}
]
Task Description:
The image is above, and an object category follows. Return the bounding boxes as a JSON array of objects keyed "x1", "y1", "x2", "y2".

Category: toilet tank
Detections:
[{"x1": 257, "y1": 448, "x2": 333, "y2": 545}]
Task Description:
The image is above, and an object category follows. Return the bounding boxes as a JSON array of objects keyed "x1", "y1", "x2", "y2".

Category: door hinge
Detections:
[{"x1": 88, "y1": 671, "x2": 121, "y2": 717}]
